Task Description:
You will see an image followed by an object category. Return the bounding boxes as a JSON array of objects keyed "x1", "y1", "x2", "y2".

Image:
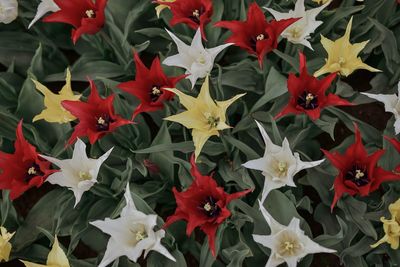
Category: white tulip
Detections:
[
  {"x1": 242, "y1": 121, "x2": 324, "y2": 203},
  {"x1": 40, "y1": 138, "x2": 113, "y2": 207},
  {"x1": 266, "y1": 0, "x2": 331, "y2": 50},
  {"x1": 163, "y1": 28, "x2": 232, "y2": 88},
  {"x1": 253, "y1": 201, "x2": 336, "y2": 267},
  {"x1": 0, "y1": 0, "x2": 18, "y2": 24},
  {"x1": 90, "y1": 183, "x2": 176, "y2": 267}
]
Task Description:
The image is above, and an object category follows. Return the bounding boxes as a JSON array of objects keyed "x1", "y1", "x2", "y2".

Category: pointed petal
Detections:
[
  {"x1": 47, "y1": 236, "x2": 70, "y2": 266},
  {"x1": 192, "y1": 129, "x2": 213, "y2": 161},
  {"x1": 361, "y1": 93, "x2": 398, "y2": 113},
  {"x1": 255, "y1": 120, "x2": 281, "y2": 153}
]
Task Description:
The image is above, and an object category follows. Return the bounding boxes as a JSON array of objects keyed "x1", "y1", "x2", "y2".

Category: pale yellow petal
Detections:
[
  {"x1": 59, "y1": 68, "x2": 74, "y2": 96},
  {"x1": 313, "y1": 63, "x2": 332, "y2": 77},
  {"x1": 155, "y1": 5, "x2": 168, "y2": 17},
  {"x1": 20, "y1": 260, "x2": 47, "y2": 267},
  {"x1": 197, "y1": 75, "x2": 214, "y2": 105},
  {"x1": 320, "y1": 35, "x2": 336, "y2": 58},
  {"x1": 370, "y1": 236, "x2": 388, "y2": 248},
  {"x1": 216, "y1": 93, "x2": 246, "y2": 113},
  {"x1": 344, "y1": 17, "x2": 354, "y2": 43},
  {"x1": 46, "y1": 236, "x2": 70, "y2": 267},
  {"x1": 192, "y1": 129, "x2": 214, "y2": 161},
  {"x1": 164, "y1": 110, "x2": 207, "y2": 130},
  {"x1": 165, "y1": 88, "x2": 197, "y2": 110}
]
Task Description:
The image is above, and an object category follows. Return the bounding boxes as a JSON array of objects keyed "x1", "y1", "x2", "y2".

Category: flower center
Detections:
[
  {"x1": 256, "y1": 34, "x2": 265, "y2": 41},
  {"x1": 345, "y1": 164, "x2": 369, "y2": 187},
  {"x1": 24, "y1": 163, "x2": 43, "y2": 183},
  {"x1": 129, "y1": 224, "x2": 148, "y2": 246},
  {"x1": 78, "y1": 171, "x2": 92, "y2": 181},
  {"x1": 276, "y1": 161, "x2": 288, "y2": 176},
  {"x1": 205, "y1": 113, "x2": 220, "y2": 130},
  {"x1": 189, "y1": 7, "x2": 203, "y2": 23},
  {"x1": 95, "y1": 115, "x2": 112, "y2": 132},
  {"x1": 197, "y1": 55, "x2": 206, "y2": 64},
  {"x1": 150, "y1": 86, "x2": 163, "y2": 102},
  {"x1": 297, "y1": 91, "x2": 319, "y2": 110},
  {"x1": 276, "y1": 232, "x2": 303, "y2": 257},
  {"x1": 288, "y1": 27, "x2": 302, "y2": 39},
  {"x1": 85, "y1": 9, "x2": 95, "y2": 18},
  {"x1": 199, "y1": 196, "x2": 221, "y2": 218},
  {"x1": 250, "y1": 33, "x2": 269, "y2": 51}
]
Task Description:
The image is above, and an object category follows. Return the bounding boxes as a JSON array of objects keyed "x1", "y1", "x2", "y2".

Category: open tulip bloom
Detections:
[
  {"x1": 265, "y1": 0, "x2": 331, "y2": 50},
  {"x1": 118, "y1": 53, "x2": 186, "y2": 119},
  {"x1": 32, "y1": 68, "x2": 81, "y2": 124},
  {"x1": 276, "y1": 52, "x2": 351, "y2": 121},
  {"x1": 322, "y1": 124, "x2": 400, "y2": 210},
  {"x1": 314, "y1": 17, "x2": 381, "y2": 77},
  {"x1": 164, "y1": 75, "x2": 245, "y2": 161},
  {"x1": 163, "y1": 28, "x2": 232, "y2": 88},
  {"x1": 40, "y1": 138, "x2": 113, "y2": 207},
  {"x1": 90, "y1": 183, "x2": 176, "y2": 267},
  {"x1": 362, "y1": 83, "x2": 400, "y2": 135},
  {"x1": 164, "y1": 155, "x2": 251, "y2": 257},
  {"x1": 253, "y1": 201, "x2": 336, "y2": 267},
  {"x1": 243, "y1": 121, "x2": 324, "y2": 203},
  {"x1": 42, "y1": 0, "x2": 107, "y2": 44},
  {"x1": 214, "y1": 3, "x2": 299, "y2": 67},
  {"x1": 62, "y1": 79, "x2": 132, "y2": 145},
  {"x1": 0, "y1": 121, "x2": 56, "y2": 200},
  {"x1": 156, "y1": 0, "x2": 213, "y2": 39},
  {"x1": 0, "y1": 227, "x2": 14, "y2": 262}
]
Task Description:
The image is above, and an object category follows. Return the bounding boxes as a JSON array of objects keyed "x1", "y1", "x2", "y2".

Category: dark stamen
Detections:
[
  {"x1": 345, "y1": 164, "x2": 369, "y2": 187},
  {"x1": 198, "y1": 196, "x2": 221, "y2": 218},
  {"x1": 149, "y1": 86, "x2": 163, "y2": 102},
  {"x1": 297, "y1": 91, "x2": 318, "y2": 110},
  {"x1": 189, "y1": 6, "x2": 204, "y2": 23},
  {"x1": 250, "y1": 32, "x2": 269, "y2": 51},
  {"x1": 24, "y1": 163, "x2": 43, "y2": 183},
  {"x1": 95, "y1": 114, "x2": 113, "y2": 132}
]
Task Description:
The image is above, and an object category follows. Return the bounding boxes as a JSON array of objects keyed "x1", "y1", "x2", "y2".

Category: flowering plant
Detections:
[{"x1": 0, "y1": 0, "x2": 400, "y2": 266}]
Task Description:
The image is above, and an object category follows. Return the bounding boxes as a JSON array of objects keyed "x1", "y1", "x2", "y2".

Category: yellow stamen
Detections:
[
  {"x1": 152, "y1": 87, "x2": 161, "y2": 96},
  {"x1": 306, "y1": 93, "x2": 314, "y2": 105},
  {"x1": 192, "y1": 9, "x2": 200, "y2": 18},
  {"x1": 204, "y1": 202, "x2": 212, "y2": 212},
  {"x1": 135, "y1": 231, "x2": 147, "y2": 241},
  {"x1": 206, "y1": 114, "x2": 220, "y2": 129},
  {"x1": 277, "y1": 162, "x2": 287, "y2": 174},
  {"x1": 355, "y1": 170, "x2": 365, "y2": 179},
  {"x1": 86, "y1": 9, "x2": 95, "y2": 18},
  {"x1": 28, "y1": 167, "x2": 37, "y2": 175},
  {"x1": 256, "y1": 34, "x2": 265, "y2": 41},
  {"x1": 78, "y1": 171, "x2": 92, "y2": 180},
  {"x1": 98, "y1": 117, "x2": 106, "y2": 125}
]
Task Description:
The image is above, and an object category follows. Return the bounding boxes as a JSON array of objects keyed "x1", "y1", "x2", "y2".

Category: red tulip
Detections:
[
  {"x1": 118, "y1": 53, "x2": 185, "y2": 119},
  {"x1": 62, "y1": 80, "x2": 132, "y2": 145},
  {"x1": 214, "y1": 3, "x2": 298, "y2": 67},
  {"x1": 43, "y1": 0, "x2": 107, "y2": 44},
  {"x1": 0, "y1": 121, "x2": 56, "y2": 200},
  {"x1": 157, "y1": 0, "x2": 213, "y2": 39},
  {"x1": 164, "y1": 155, "x2": 251, "y2": 256},
  {"x1": 276, "y1": 52, "x2": 352, "y2": 121},
  {"x1": 322, "y1": 125, "x2": 400, "y2": 211}
]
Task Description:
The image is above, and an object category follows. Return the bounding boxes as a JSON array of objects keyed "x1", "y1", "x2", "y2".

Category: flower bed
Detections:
[{"x1": 0, "y1": 0, "x2": 399, "y2": 266}]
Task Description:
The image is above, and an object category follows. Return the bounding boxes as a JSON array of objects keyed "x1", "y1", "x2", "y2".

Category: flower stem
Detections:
[{"x1": 99, "y1": 30, "x2": 128, "y2": 66}]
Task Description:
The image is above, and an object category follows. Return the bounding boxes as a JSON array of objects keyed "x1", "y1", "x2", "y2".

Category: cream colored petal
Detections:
[
  {"x1": 164, "y1": 110, "x2": 207, "y2": 130},
  {"x1": 47, "y1": 236, "x2": 70, "y2": 267},
  {"x1": 59, "y1": 68, "x2": 75, "y2": 96},
  {"x1": 164, "y1": 88, "x2": 197, "y2": 110},
  {"x1": 192, "y1": 129, "x2": 214, "y2": 161},
  {"x1": 344, "y1": 17, "x2": 354, "y2": 43},
  {"x1": 215, "y1": 93, "x2": 246, "y2": 113}
]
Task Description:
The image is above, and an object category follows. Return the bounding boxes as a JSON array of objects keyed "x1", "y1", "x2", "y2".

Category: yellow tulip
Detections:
[
  {"x1": 155, "y1": 0, "x2": 175, "y2": 18},
  {"x1": 21, "y1": 236, "x2": 70, "y2": 267},
  {"x1": 314, "y1": 17, "x2": 381, "y2": 77},
  {"x1": 164, "y1": 76, "x2": 245, "y2": 161},
  {"x1": 371, "y1": 198, "x2": 400, "y2": 250},
  {"x1": 32, "y1": 68, "x2": 81, "y2": 124},
  {"x1": 0, "y1": 227, "x2": 14, "y2": 262}
]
